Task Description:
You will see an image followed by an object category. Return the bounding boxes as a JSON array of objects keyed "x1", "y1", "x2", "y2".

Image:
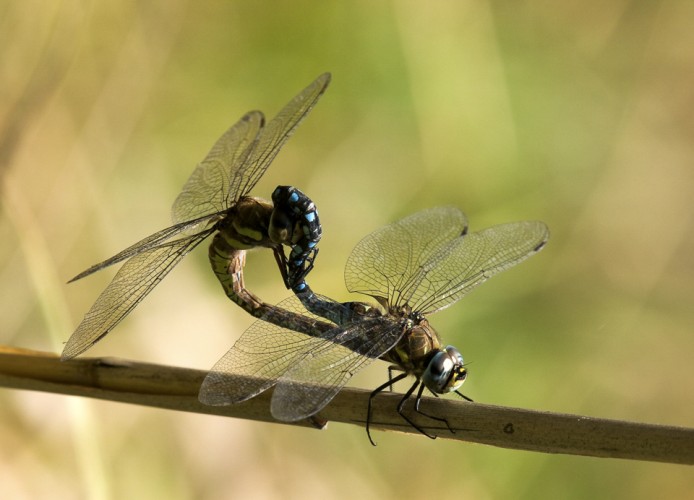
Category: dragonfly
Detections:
[
  {"x1": 199, "y1": 206, "x2": 549, "y2": 444},
  {"x1": 62, "y1": 73, "x2": 331, "y2": 360}
]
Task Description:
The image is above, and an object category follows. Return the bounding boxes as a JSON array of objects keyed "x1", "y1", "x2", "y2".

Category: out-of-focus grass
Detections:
[{"x1": 1, "y1": 1, "x2": 693, "y2": 499}]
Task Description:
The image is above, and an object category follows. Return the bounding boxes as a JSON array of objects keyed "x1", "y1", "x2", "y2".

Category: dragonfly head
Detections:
[
  {"x1": 422, "y1": 346, "x2": 467, "y2": 394},
  {"x1": 269, "y1": 186, "x2": 322, "y2": 246},
  {"x1": 269, "y1": 207, "x2": 294, "y2": 245}
]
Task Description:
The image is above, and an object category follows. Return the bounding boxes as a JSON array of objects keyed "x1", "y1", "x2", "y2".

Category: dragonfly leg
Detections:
[
  {"x1": 273, "y1": 246, "x2": 291, "y2": 289},
  {"x1": 288, "y1": 247, "x2": 319, "y2": 287},
  {"x1": 455, "y1": 390, "x2": 474, "y2": 402},
  {"x1": 272, "y1": 244, "x2": 319, "y2": 292},
  {"x1": 366, "y1": 371, "x2": 409, "y2": 446},
  {"x1": 368, "y1": 370, "x2": 455, "y2": 443},
  {"x1": 395, "y1": 380, "x2": 437, "y2": 440},
  {"x1": 412, "y1": 384, "x2": 456, "y2": 435},
  {"x1": 387, "y1": 365, "x2": 404, "y2": 393}
]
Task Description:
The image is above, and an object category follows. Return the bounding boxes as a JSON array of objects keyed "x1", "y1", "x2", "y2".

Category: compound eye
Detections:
[
  {"x1": 446, "y1": 346, "x2": 464, "y2": 366},
  {"x1": 422, "y1": 351, "x2": 454, "y2": 394},
  {"x1": 429, "y1": 355, "x2": 447, "y2": 376},
  {"x1": 269, "y1": 211, "x2": 293, "y2": 244},
  {"x1": 422, "y1": 348, "x2": 467, "y2": 394}
]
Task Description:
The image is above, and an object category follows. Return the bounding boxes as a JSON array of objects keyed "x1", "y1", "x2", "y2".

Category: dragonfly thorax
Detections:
[
  {"x1": 217, "y1": 197, "x2": 276, "y2": 250},
  {"x1": 382, "y1": 310, "x2": 467, "y2": 394},
  {"x1": 384, "y1": 316, "x2": 441, "y2": 374}
]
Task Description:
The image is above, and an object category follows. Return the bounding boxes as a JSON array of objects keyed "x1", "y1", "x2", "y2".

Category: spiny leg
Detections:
[
  {"x1": 366, "y1": 372, "x2": 409, "y2": 446},
  {"x1": 395, "y1": 380, "x2": 438, "y2": 440},
  {"x1": 273, "y1": 244, "x2": 319, "y2": 290},
  {"x1": 288, "y1": 247, "x2": 319, "y2": 286},
  {"x1": 455, "y1": 390, "x2": 474, "y2": 402},
  {"x1": 273, "y1": 246, "x2": 291, "y2": 289},
  {"x1": 411, "y1": 383, "x2": 456, "y2": 435},
  {"x1": 387, "y1": 365, "x2": 404, "y2": 393},
  {"x1": 393, "y1": 382, "x2": 459, "y2": 438}
]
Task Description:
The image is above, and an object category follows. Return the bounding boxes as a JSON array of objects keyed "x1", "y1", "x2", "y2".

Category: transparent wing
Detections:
[
  {"x1": 228, "y1": 73, "x2": 331, "y2": 200},
  {"x1": 62, "y1": 229, "x2": 214, "y2": 360},
  {"x1": 271, "y1": 315, "x2": 401, "y2": 421},
  {"x1": 411, "y1": 220, "x2": 549, "y2": 314},
  {"x1": 346, "y1": 207, "x2": 549, "y2": 315},
  {"x1": 199, "y1": 292, "x2": 400, "y2": 421},
  {"x1": 171, "y1": 111, "x2": 264, "y2": 224},
  {"x1": 172, "y1": 73, "x2": 330, "y2": 228},
  {"x1": 199, "y1": 295, "x2": 339, "y2": 405},
  {"x1": 69, "y1": 213, "x2": 222, "y2": 282},
  {"x1": 345, "y1": 206, "x2": 468, "y2": 307}
]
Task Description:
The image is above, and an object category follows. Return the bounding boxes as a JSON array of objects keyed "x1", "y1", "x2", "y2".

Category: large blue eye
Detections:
[
  {"x1": 446, "y1": 346, "x2": 464, "y2": 366},
  {"x1": 422, "y1": 351, "x2": 454, "y2": 393},
  {"x1": 422, "y1": 347, "x2": 467, "y2": 394}
]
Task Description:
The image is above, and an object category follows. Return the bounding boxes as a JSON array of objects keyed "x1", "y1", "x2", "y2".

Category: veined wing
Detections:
[
  {"x1": 228, "y1": 73, "x2": 332, "y2": 201},
  {"x1": 68, "y1": 212, "x2": 223, "y2": 282},
  {"x1": 271, "y1": 314, "x2": 402, "y2": 421},
  {"x1": 410, "y1": 220, "x2": 549, "y2": 315},
  {"x1": 199, "y1": 295, "x2": 340, "y2": 406},
  {"x1": 199, "y1": 293, "x2": 399, "y2": 421},
  {"x1": 171, "y1": 111, "x2": 264, "y2": 224},
  {"x1": 62, "y1": 228, "x2": 214, "y2": 360},
  {"x1": 345, "y1": 206, "x2": 468, "y2": 308}
]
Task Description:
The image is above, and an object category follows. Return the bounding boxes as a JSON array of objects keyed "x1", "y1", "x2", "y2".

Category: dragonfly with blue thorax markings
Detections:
[
  {"x1": 200, "y1": 206, "x2": 549, "y2": 444},
  {"x1": 62, "y1": 73, "x2": 332, "y2": 360}
]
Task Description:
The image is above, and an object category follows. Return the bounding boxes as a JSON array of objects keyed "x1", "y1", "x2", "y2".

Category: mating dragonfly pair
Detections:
[{"x1": 64, "y1": 73, "x2": 549, "y2": 444}]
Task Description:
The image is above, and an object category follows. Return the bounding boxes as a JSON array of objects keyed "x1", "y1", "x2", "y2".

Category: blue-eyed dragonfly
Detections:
[
  {"x1": 200, "y1": 206, "x2": 549, "y2": 443},
  {"x1": 62, "y1": 73, "x2": 331, "y2": 360}
]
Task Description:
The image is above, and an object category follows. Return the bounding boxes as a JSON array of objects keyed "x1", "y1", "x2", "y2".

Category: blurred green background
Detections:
[{"x1": 1, "y1": 1, "x2": 693, "y2": 498}]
